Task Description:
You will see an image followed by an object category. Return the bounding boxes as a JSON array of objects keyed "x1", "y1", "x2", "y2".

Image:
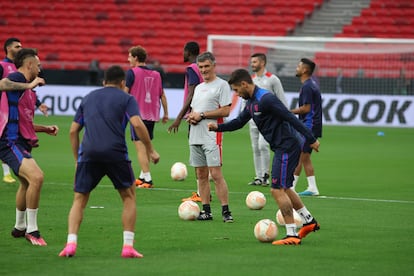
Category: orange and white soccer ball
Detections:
[
  {"x1": 254, "y1": 219, "x2": 278, "y2": 242},
  {"x1": 178, "y1": 200, "x2": 200, "y2": 220},
  {"x1": 245, "y1": 191, "x2": 266, "y2": 210},
  {"x1": 171, "y1": 162, "x2": 188, "y2": 181},
  {"x1": 275, "y1": 209, "x2": 304, "y2": 227}
]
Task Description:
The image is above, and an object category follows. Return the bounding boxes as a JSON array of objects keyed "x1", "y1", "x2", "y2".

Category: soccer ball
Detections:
[
  {"x1": 254, "y1": 219, "x2": 278, "y2": 242},
  {"x1": 275, "y1": 209, "x2": 304, "y2": 227},
  {"x1": 171, "y1": 162, "x2": 188, "y2": 181},
  {"x1": 178, "y1": 200, "x2": 200, "y2": 220},
  {"x1": 245, "y1": 191, "x2": 266, "y2": 210}
]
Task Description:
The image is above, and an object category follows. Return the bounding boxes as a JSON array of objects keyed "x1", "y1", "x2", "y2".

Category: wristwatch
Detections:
[{"x1": 200, "y1": 112, "x2": 205, "y2": 120}]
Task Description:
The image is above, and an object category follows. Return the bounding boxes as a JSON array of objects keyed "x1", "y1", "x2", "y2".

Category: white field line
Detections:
[{"x1": 46, "y1": 182, "x2": 414, "y2": 205}]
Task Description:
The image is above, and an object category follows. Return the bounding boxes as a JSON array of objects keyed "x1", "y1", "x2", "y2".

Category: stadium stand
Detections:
[
  {"x1": 313, "y1": 0, "x2": 414, "y2": 78},
  {"x1": 0, "y1": 0, "x2": 323, "y2": 72}
]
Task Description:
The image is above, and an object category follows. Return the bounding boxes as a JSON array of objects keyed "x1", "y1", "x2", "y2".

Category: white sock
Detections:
[
  {"x1": 142, "y1": 172, "x2": 151, "y2": 182},
  {"x1": 196, "y1": 179, "x2": 200, "y2": 195},
  {"x1": 307, "y1": 176, "x2": 318, "y2": 192},
  {"x1": 139, "y1": 171, "x2": 144, "y2": 179},
  {"x1": 291, "y1": 175, "x2": 299, "y2": 190},
  {"x1": 26, "y1": 208, "x2": 38, "y2": 233},
  {"x1": 67, "y1": 234, "x2": 77, "y2": 244},
  {"x1": 296, "y1": 206, "x2": 314, "y2": 223},
  {"x1": 285, "y1": 223, "x2": 298, "y2": 236},
  {"x1": 123, "y1": 231, "x2": 134, "y2": 246},
  {"x1": 2, "y1": 163, "x2": 10, "y2": 175},
  {"x1": 15, "y1": 209, "x2": 26, "y2": 230}
]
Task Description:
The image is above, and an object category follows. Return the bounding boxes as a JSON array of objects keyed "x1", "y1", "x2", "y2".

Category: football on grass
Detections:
[
  {"x1": 170, "y1": 162, "x2": 188, "y2": 181},
  {"x1": 275, "y1": 209, "x2": 304, "y2": 227},
  {"x1": 245, "y1": 191, "x2": 266, "y2": 210},
  {"x1": 254, "y1": 219, "x2": 278, "y2": 242},
  {"x1": 178, "y1": 200, "x2": 200, "y2": 220}
]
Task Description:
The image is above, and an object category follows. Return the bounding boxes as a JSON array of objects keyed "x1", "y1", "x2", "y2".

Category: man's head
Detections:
[
  {"x1": 228, "y1": 69, "x2": 254, "y2": 100},
  {"x1": 184, "y1": 41, "x2": 200, "y2": 62},
  {"x1": 4, "y1": 38, "x2": 22, "y2": 60},
  {"x1": 103, "y1": 65, "x2": 125, "y2": 88},
  {"x1": 250, "y1": 53, "x2": 266, "y2": 73},
  {"x1": 128, "y1": 45, "x2": 147, "y2": 66},
  {"x1": 196, "y1": 51, "x2": 216, "y2": 82},
  {"x1": 14, "y1": 48, "x2": 40, "y2": 81},
  {"x1": 295, "y1": 58, "x2": 316, "y2": 78}
]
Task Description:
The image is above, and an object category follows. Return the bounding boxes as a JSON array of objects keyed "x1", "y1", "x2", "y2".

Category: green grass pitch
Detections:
[{"x1": 0, "y1": 115, "x2": 413, "y2": 275}]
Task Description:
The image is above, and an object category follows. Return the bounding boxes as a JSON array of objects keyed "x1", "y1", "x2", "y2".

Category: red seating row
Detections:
[{"x1": 0, "y1": 0, "x2": 319, "y2": 72}]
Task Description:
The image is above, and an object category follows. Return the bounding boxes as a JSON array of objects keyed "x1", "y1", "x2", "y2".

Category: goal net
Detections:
[{"x1": 207, "y1": 35, "x2": 414, "y2": 95}]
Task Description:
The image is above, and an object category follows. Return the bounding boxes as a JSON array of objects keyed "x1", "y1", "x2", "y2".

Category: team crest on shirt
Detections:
[{"x1": 252, "y1": 104, "x2": 261, "y2": 116}]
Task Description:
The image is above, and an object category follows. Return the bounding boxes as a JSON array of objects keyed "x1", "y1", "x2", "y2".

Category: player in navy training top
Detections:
[
  {"x1": 208, "y1": 69, "x2": 320, "y2": 245},
  {"x1": 59, "y1": 65, "x2": 160, "y2": 258},
  {"x1": 291, "y1": 58, "x2": 322, "y2": 196}
]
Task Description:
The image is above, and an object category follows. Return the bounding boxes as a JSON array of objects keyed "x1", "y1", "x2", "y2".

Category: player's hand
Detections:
[
  {"x1": 162, "y1": 114, "x2": 169, "y2": 124},
  {"x1": 38, "y1": 103, "x2": 49, "y2": 117},
  {"x1": 310, "y1": 140, "x2": 320, "y2": 152},
  {"x1": 46, "y1": 125, "x2": 59, "y2": 136},
  {"x1": 208, "y1": 122, "x2": 218, "y2": 131},
  {"x1": 168, "y1": 119, "x2": 180, "y2": 133},
  {"x1": 28, "y1": 77, "x2": 45, "y2": 89},
  {"x1": 150, "y1": 149, "x2": 160, "y2": 164}
]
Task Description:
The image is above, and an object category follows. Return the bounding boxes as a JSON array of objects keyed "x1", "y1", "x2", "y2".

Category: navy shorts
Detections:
[
  {"x1": 0, "y1": 138, "x2": 32, "y2": 175},
  {"x1": 271, "y1": 145, "x2": 301, "y2": 189},
  {"x1": 131, "y1": 120, "x2": 155, "y2": 141},
  {"x1": 74, "y1": 161, "x2": 135, "y2": 193}
]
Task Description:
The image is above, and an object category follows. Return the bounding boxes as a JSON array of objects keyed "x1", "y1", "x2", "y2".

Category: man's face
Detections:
[
  {"x1": 295, "y1": 62, "x2": 307, "y2": 77},
  {"x1": 27, "y1": 56, "x2": 41, "y2": 81},
  {"x1": 183, "y1": 49, "x2": 189, "y2": 62},
  {"x1": 127, "y1": 53, "x2": 137, "y2": 67},
  {"x1": 230, "y1": 82, "x2": 250, "y2": 100},
  {"x1": 197, "y1": 59, "x2": 215, "y2": 82},
  {"x1": 7, "y1": 41, "x2": 22, "y2": 60},
  {"x1": 250, "y1": 57, "x2": 263, "y2": 73}
]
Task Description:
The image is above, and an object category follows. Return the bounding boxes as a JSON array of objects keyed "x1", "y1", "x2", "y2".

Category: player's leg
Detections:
[
  {"x1": 12, "y1": 176, "x2": 28, "y2": 238},
  {"x1": 298, "y1": 149, "x2": 319, "y2": 196},
  {"x1": 248, "y1": 122, "x2": 262, "y2": 185},
  {"x1": 59, "y1": 162, "x2": 102, "y2": 257},
  {"x1": 257, "y1": 133, "x2": 270, "y2": 186},
  {"x1": 286, "y1": 188, "x2": 320, "y2": 238},
  {"x1": 118, "y1": 185, "x2": 143, "y2": 258},
  {"x1": 16, "y1": 157, "x2": 47, "y2": 246},
  {"x1": 134, "y1": 140, "x2": 152, "y2": 187},
  {"x1": 207, "y1": 144, "x2": 233, "y2": 223}
]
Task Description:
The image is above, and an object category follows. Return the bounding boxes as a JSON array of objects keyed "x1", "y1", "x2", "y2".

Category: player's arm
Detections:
[
  {"x1": 123, "y1": 69, "x2": 134, "y2": 94},
  {"x1": 188, "y1": 104, "x2": 231, "y2": 125},
  {"x1": 130, "y1": 115, "x2": 160, "y2": 164},
  {"x1": 291, "y1": 103, "x2": 310, "y2": 115},
  {"x1": 168, "y1": 84, "x2": 196, "y2": 133},
  {"x1": 69, "y1": 121, "x2": 82, "y2": 161},
  {"x1": 34, "y1": 124, "x2": 58, "y2": 135},
  {"x1": 160, "y1": 89, "x2": 169, "y2": 124},
  {"x1": 208, "y1": 108, "x2": 251, "y2": 132},
  {"x1": 0, "y1": 77, "x2": 45, "y2": 91}
]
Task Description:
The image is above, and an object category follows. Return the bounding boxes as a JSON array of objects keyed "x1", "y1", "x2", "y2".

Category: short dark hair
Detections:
[
  {"x1": 14, "y1": 48, "x2": 37, "y2": 69},
  {"x1": 4, "y1": 37, "x2": 20, "y2": 55},
  {"x1": 104, "y1": 65, "x2": 125, "y2": 84},
  {"x1": 251, "y1": 53, "x2": 267, "y2": 65},
  {"x1": 301, "y1": 58, "x2": 316, "y2": 75},
  {"x1": 228, "y1": 69, "x2": 253, "y2": 85},
  {"x1": 129, "y1": 45, "x2": 147, "y2": 62},
  {"x1": 184, "y1": 41, "x2": 200, "y2": 56},
  {"x1": 196, "y1": 51, "x2": 216, "y2": 64}
]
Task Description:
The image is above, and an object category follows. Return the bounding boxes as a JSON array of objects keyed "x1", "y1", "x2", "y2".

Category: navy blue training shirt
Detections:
[
  {"x1": 73, "y1": 86, "x2": 140, "y2": 162},
  {"x1": 217, "y1": 86, "x2": 316, "y2": 151},
  {"x1": 299, "y1": 78, "x2": 322, "y2": 138}
]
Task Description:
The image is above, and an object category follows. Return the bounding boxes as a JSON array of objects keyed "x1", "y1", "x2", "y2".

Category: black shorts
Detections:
[
  {"x1": 0, "y1": 138, "x2": 33, "y2": 175},
  {"x1": 131, "y1": 120, "x2": 155, "y2": 141},
  {"x1": 74, "y1": 161, "x2": 135, "y2": 193}
]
